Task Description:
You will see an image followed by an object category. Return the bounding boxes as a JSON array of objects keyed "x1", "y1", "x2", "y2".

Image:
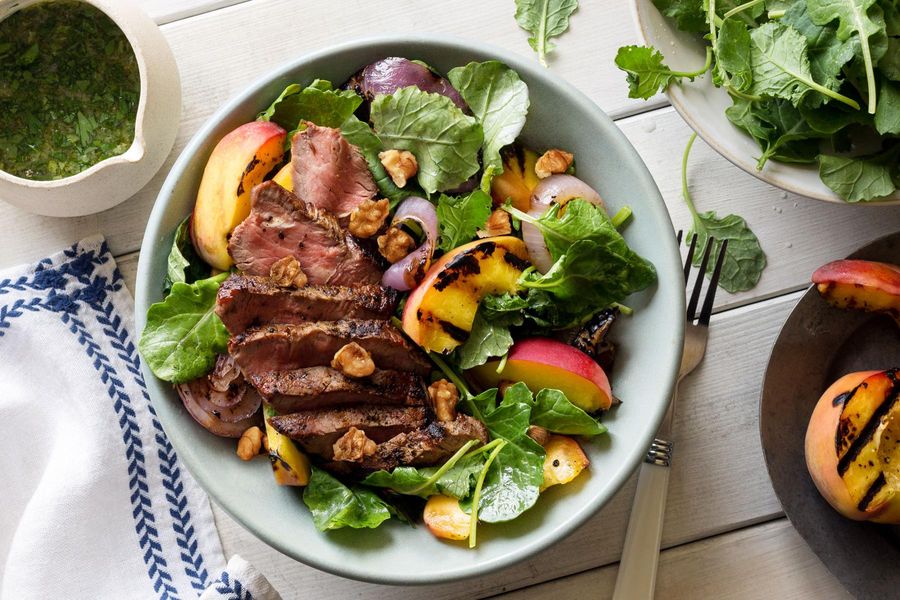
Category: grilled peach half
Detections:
[
  {"x1": 490, "y1": 146, "x2": 540, "y2": 211},
  {"x1": 272, "y1": 163, "x2": 293, "y2": 191},
  {"x1": 192, "y1": 121, "x2": 286, "y2": 270},
  {"x1": 812, "y1": 259, "x2": 900, "y2": 325},
  {"x1": 805, "y1": 369, "x2": 900, "y2": 523},
  {"x1": 423, "y1": 495, "x2": 471, "y2": 541},
  {"x1": 472, "y1": 338, "x2": 613, "y2": 412},
  {"x1": 402, "y1": 236, "x2": 530, "y2": 354},
  {"x1": 541, "y1": 435, "x2": 590, "y2": 491}
]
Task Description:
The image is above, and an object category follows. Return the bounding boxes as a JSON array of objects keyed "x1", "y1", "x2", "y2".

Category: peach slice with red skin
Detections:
[
  {"x1": 471, "y1": 338, "x2": 613, "y2": 412},
  {"x1": 812, "y1": 259, "x2": 900, "y2": 325},
  {"x1": 191, "y1": 121, "x2": 286, "y2": 270},
  {"x1": 401, "y1": 236, "x2": 530, "y2": 354},
  {"x1": 806, "y1": 369, "x2": 900, "y2": 523}
]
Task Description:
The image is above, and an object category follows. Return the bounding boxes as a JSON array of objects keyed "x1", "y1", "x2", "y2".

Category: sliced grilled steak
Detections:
[
  {"x1": 327, "y1": 414, "x2": 490, "y2": 473},
  {"x1": 230, "y1": 320, "x2": 431, "y2": 377},
  {"x1": 215, "y1": 275, "x2": 398, "y2": 334},
  {"x1": 292, "y1": 124, "x2": 376, "y2": 218},
  {"x1": 268, "y1": 406, "x2": 426, "y2": 458},
  {"x1": 227, "y1": 181, "x2": 382, "y2": 284},
  {"x1": 248, "y1": 367, "x2": 426, "y2": 412}
]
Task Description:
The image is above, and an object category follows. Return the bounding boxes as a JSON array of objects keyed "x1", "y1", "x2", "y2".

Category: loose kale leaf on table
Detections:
[{"x1": 514, "y1": 0, "x2": 579, "y2": 67}]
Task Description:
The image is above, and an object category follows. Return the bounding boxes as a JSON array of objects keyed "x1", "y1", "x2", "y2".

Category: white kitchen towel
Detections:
[{"x1": 0, "y1": 236, "x2": 279, "y2": 600}]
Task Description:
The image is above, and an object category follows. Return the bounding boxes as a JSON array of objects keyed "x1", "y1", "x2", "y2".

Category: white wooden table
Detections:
[{"x1": 5, "y1": 1, "x2": 899, "y2": 598}]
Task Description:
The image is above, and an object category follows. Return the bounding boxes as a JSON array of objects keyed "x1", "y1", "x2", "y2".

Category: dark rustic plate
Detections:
[{"x1": 760, "y1": 232, "x2": 900, "y2": 600}]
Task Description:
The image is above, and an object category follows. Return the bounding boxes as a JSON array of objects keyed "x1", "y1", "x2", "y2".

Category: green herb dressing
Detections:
[{"x1": 0, "y1": 1, "x2": 140, "y2": 180}]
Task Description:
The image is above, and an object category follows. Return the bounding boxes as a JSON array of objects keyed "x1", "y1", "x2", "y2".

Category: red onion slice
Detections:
[
  {"x1": 382, "y1": 196, "x2": 439, "y2": 291},
  {"x1": 177, "y1": 377, "x2": 261, "y2": 437},
  {"x1": 524, "y1": 175, "x2": 605, "y2": 273}
]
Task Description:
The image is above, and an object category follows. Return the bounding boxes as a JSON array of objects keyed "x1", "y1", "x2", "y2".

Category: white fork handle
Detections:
[{"x1": 612, "y1": 461, "x2": 671, "y2": 600}]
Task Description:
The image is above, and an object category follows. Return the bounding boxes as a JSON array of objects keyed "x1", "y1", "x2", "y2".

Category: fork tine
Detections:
[
  {"x1": 698, "y1": 239, "x2": 727, "y2": 327},
  {"x1": 686, "y1": 237, "x2": 715, "y2": 321},
  {"x1": 676, "y1": 229, "x2": 683, "y2": 245},
  {"x1": 683, "y1": 233, "x2": 698, "y2": 286}
]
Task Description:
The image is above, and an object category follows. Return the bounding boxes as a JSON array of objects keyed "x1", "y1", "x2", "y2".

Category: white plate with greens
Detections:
[{"x1": 628, "y1": 0, "x2": 900, "y2": 205}]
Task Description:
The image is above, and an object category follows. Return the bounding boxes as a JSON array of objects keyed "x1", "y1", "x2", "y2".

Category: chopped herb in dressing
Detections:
[{"x1": 0, "y1": 1, "x2": 140, "y2": 180}]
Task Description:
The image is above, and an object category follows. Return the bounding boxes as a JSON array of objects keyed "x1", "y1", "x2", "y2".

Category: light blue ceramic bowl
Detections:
[{"x1": 135, "y1": 35, "x2": 684, "y2": 585}]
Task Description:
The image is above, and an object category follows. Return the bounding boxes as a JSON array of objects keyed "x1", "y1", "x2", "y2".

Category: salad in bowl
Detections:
[{"x1": 135, "y1": 37, "x2": 681, "y2": 583}]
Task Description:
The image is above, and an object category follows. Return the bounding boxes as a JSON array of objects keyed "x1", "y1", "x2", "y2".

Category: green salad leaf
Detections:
[
  {"x1": 615, "y1": 45, "x2": 712, "y2": 100},
  {"x1": 507, "y1": 199, "x2": 657, "y2": 316},
  {"x1": 361, "y1": 440, "x2": 485, "y2": 499},
  {"x1": 456, "y1": 309, "x2": 516, "y2": 370},
  {"x1": 370, "y1": 86, "x2": 483, "y2": 194},
  {"x1": 138, "y1": 273, "x2": 230, "y2": 383},
  {"x1": 874, "y1": 79, "x2": 900, "y2": 134},
  {"x1": 339, "y1": 116, "x2": 408, "y2": 204},
  {"x1": 447, "y1": 61, "x2": 530, "y2": 173},
  {"x1": 436, "y1": 189, "x2": 492, "y2": 252},
  {"x1": 748, "y1": 22, "x2": 859, "y2": 109},
  {"x1": 164, "y1": 216, "x2": 209, "y2": 293},
  {"x1": 717, "y1": 18, "x2": 753, "y2": 92},
  {"x1": 806, "y1": 0, "x2": 885, "y2": 114},
  {"x1": 303, "y1": 466, "x2": 394, "y2": 531},
  {"x1": 514, "y1": 0, "x2": 579, "y2": 67},
  {"x1": 530, "y1": 388, "x2": 607, "y2": 435},
  {"x1": 818, "y1": 150, "x2": 898, "y2": 201},
  {"x1": 258, "y1": 79, "x2": 361, "y2": 140},
  {"x1": 781, "y1": 1, "x2": 858, "y2": 97},
  {"x1": 681, "y1": 134, "x2": 767, "y2": 292},
  {"x1": 650, "y1": 0, "x2": 707, "y2": 33}
]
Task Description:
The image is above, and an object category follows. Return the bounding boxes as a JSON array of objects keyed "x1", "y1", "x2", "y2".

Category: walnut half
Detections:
[
  {"x1": 236, "y1": 426, "x2": 264, "y2": 460},
  {"x1": 332, "y1": 427, "x2": 377, "y2": 462},
  {"x1": 377, "y1": 226, "x2": 416, "y2": 263},
  {"x1": 535, "y1": 149, "x2": 574, "y2": 179},
  {"x1": 349, "y1": 198, "x2": 390, "y2": 238},
  {"x1": 477, "y1": 208, "x2": 512, "y2": 238},
  {"x1": 379, "y1": 149, "x2": 418, "y2": 188},
  {"x1": 331, "y1": 342, "x2": 375, "y2": 378},
  {"x1": 428, "y1": 379, "x2": 459, "y2": 422},
  {"x1": 269, "y1": 255, "x2": 308, "y2": 288}
]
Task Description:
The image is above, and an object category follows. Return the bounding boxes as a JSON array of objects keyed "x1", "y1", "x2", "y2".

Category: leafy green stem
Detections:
[
  {"x1": 495, "y1": 352, "x2": 510, "y2": 374},
  {"x1": 407, "y1": 439, "x2": 479, "y2": 494},
  {"x1": 611, "y1": 205, "x2": 633, "y2": 228},
  {"x1": 674, "y1": 46, "x2": 713, "y2": 79},
  {"x1": 461, "y1": 438, "x2": 505, "y2": 461},
  {"x1": 469, "y1": 439, "x2": 507, "y2": 548},
  {"x1": 726, "y1": 86, "x2": 762, "y2": 102},
  {"x1": 723, "y1": 0, "x2": 764, "y2": 21},
  {"x1": 767, "y1": 9, "x2": 784, "y2": 19},
  {"x1": 681, "y1": 132, "x2": 700, "y2": 220},
  {"x1": 429, "y1": 352, "x2": 473, "y2": 402},
  {"x1": 708, "y1": 0, "x2": 719, "y2": 57}
]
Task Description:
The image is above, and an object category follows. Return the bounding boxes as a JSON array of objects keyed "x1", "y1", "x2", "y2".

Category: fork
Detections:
[{"x1": 612, "y1": 231, "x2": 727, "y2": 600}]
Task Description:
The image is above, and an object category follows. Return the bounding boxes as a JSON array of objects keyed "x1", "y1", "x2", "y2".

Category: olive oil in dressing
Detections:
[{"x1": 0, "y1": 1, "x2": 140, "y2": 180}]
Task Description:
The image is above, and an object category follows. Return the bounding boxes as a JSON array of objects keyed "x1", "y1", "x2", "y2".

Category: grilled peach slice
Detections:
[
  {"x1": 812, "y1": 259, "x2": 900, "y2": 325},
  {"x1": 402, "y1": 236, "x2": 530, "y2": 353},
  {"x1": 472, "y1": 338, "x2": 613, "y2": 412},
  {"x1": 263, "y1": 403, "x2": 310, "y2": 486},
  {"x1": 806, "y1": 369, "x2": 900, "y2": 523},
  {"x1": 192, "y1": 121, "x2": 286, "y2": 270},
  {"x1": 272, "y1": 163, "x2": 293, "y2": 191},
  {"x1": 490, "y1": 146, "x2": 539, "y2": 211},
  {"x1": 541, "y1": 435, "x2": 590, "y2": 491},
  {"x1": 423, "y1": 495, "x2": 471, "y2": 541}
]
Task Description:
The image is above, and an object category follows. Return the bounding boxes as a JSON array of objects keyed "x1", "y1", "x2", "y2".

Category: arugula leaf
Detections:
[
  {"x1": 806, "y1": 0, "x2": 885, "y2": 114},
  {"x1": 818, "y1": 151, "x2": 898, "y2": 201},
  {"x1": 338, "y1": 116, "x2": 408, "y2": 205},
  {"x1": 615, "y1": 45, "x2": 712, "y2": 100},
  {"x1": 514, "y1": 0, "x2": 579, "y2": 67},
  {"x1": 456, "y1": 306, "x2": 518, "y2": 370},
  {"x1": 874, "y1": 79, "x2": 900, "y2": 134},
  {"x1": 781, "y1": 0, "x2": 858, "y2": 97},
  {"x1": 531, "y1": 388, "x2": 607, "y2": 435},
  {"x1": 138, "y1": 273, "x2": 230, "y2": 383},
  {"x1": 258, "y1": 79, "x2": 361, "y2": 146},
  {"x1": 436, "y1": 189, "x2": 492, "y2": 251},
  {"x1": 508, "y1": 199, "x2": 657, "y2": 312},
  {"x1": 370, "y1": 86, "x2": 483, "y2": 194},
  {"x1": 651, "y1": 0, "x2": 707, "y2": 32},
  {"x1": 447, "y1": 61, "x2": 530, "y2": 173},
  {"x1": 748, "y1": 22, "x2": 860, "y2": 109},
  {"x1": 303, "y1": 466, "x2": 393, "y2": 530},
  {"x1": 164, "y1": 216, "x2": 209, "y2": 293},
  {"x1": 717, "y1": 18, "x2": 753, "y2": 92},
  {"x1": 681, "y1": 134, "x2": 766, "y2": 292}
]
